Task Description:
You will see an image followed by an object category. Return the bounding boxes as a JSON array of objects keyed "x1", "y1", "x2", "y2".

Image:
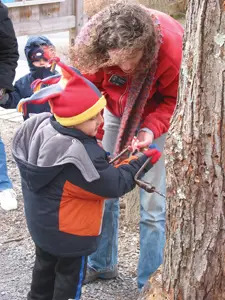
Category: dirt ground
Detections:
[{"x1": 0, "y1": 118, "x2": 140, "y2": 300}]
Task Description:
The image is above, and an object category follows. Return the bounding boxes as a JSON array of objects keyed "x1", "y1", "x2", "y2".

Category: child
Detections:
[
  {"x1": 12, "y1": 57, "x2": 161, "y2": 300},
  {"x1": 0, "y1": 35, "x2": 57, "y2": 119}
]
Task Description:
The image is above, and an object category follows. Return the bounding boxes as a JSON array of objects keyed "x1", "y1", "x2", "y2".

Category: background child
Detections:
[
  {"x1": 0, "y1": 35, "x2": 57, "y2": 119},
  {"x1": 12, "y1": 58, "x2": 161, "y2": 300}
]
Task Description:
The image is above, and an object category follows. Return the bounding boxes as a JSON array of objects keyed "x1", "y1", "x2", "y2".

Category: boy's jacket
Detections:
[{"x1": 12, "y1": 113, "x2": 149, "y2": 257}]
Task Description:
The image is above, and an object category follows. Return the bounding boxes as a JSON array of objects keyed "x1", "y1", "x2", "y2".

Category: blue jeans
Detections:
[
  {"x1": 88, "y1": 109, "x2": 166, "y2": 289},
  {"x1": 0, "y1": 137, "x2": 12, "y2": 191}
]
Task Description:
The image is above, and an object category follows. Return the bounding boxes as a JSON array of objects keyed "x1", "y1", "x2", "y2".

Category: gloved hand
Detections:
[
  {"x1": 0, "y1": 88, "x2": 5, "y2": 99},
  {"x1": 0, "y1": 89, "x2": 9, "y2": 105},
  {"x1": 143, "y1": 144, "x2": 161, "y2": 164}
]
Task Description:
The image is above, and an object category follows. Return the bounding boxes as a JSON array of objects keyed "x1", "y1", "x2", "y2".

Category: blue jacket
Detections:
[
  {"x1": 12, "y1": 113, "x2": 151, "y2": 257},
  {"x1": 2, "y1": 36, "x2": 57, "y2": 119}
]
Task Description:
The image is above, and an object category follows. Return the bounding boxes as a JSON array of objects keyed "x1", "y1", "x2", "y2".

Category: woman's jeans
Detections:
[
  {"x1": 88, "y1": 109, "x2": 166, "y2": 289},
  {"x1": 0, "y1": 137, "x2": 12, "y2": 191}
]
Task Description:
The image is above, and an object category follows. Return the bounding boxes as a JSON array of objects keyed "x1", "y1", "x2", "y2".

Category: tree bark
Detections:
[{"x1": 140, "y1": 1, "x2": 225, "y2": 299}]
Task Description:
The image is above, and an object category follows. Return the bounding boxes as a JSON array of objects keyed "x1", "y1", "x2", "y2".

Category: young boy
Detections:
[
  {"x1": 0, "y1": 35, "x2": 57, "y2": 119},
  {"x1": 12, "y1": 57, "x2": 161, "y2": 300}
]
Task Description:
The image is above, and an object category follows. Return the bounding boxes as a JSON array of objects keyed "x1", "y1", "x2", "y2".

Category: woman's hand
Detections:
[
  {"x1": 128, "y1": 136, "x2": 139, "y2": 153},
  {"x1": 136, "y1": 130, "x2": 154, "y2": 150}
]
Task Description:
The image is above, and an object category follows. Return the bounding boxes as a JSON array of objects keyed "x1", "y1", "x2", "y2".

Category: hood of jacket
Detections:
[
  {"x1": 24, "y1": 36, "x2": 56, "y2": 79},
  {"x1": 12, "y1": 113, "x2": 100, "y2": 192}
]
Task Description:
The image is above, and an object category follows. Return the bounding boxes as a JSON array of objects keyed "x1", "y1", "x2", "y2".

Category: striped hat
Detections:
[{"x1": 17, "y1": 57, "x2": 106, "y2": 126}]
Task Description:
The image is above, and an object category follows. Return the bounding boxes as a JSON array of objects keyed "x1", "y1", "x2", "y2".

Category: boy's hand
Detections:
[
  {"x1": 143, "y1": 145, "x2": 161, "y2": 164},
  {"x1": 0, "y1": 88, "x2": 5, "y2": 100},
  {"x1": 0, "y1": 89, "x2": 9, "y2": 105}
]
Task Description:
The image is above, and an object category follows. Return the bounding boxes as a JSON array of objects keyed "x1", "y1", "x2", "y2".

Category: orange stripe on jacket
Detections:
[
  {"x1": 115, "y1": 155, "x2": 138, "y2": 168},
  {"x1": 59, "y1": 181, "x2": 105, "y2": 236}
]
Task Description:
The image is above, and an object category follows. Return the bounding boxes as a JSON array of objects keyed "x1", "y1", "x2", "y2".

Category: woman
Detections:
[{"x1": 73, "y1": 1, "x2": 183, "y2": 289}]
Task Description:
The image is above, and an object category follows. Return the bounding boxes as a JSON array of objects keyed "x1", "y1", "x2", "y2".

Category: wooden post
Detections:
[
  {"x1": 8, "y1": 0, "x2": 77, "y2": 37},
  {"x1": 69, "y1": 0, "x2": 84, "y2": 48},
  {"x1": 76, "y1": 0, "x2": 84, "y2": 33},
  {"x1": 7, "y1": 0, "x2": 81, "y2": 57}
]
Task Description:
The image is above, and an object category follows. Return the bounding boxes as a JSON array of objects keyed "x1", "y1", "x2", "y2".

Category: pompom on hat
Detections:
[{"x1": 17, "y1": 55, "x2": 106, "y2": 127}]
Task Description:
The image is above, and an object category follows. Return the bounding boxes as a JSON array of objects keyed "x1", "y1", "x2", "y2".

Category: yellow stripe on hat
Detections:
[{"x1": 54, "y1": 95, "x2": 106, "y2": 126}]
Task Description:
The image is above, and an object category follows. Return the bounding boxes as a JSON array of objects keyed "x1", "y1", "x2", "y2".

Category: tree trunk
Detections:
[{"x1": 140, "y1": 1, "x2": 225, "y2": 299}]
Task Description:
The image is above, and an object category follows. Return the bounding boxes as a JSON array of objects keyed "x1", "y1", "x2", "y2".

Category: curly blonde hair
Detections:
[{"x1": 72, "y1": 1, "x2": 160, "y2": 74}]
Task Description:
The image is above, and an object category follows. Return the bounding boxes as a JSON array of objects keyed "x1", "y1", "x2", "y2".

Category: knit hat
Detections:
[{"x1": 17, "y1": 57, "x2": 106, "y2": 126}]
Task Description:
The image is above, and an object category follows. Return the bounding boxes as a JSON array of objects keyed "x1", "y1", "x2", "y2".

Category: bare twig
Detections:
[{"x1": 3, "y1": 236, "x2": 24, "y2": 244}]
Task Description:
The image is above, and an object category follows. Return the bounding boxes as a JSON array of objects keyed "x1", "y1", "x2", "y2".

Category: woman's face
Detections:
[{"x1": 108, "y1": 49, "x2": 144, "y2": 74}]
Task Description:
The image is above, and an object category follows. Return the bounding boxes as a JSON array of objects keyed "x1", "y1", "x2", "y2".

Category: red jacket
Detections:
[{"x1": 85, "y1": 10, "x2": 184, "y2": 140}]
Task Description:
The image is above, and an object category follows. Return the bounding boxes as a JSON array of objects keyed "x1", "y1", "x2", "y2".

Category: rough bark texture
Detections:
[{"x1": 144, "y1": 1, "x2": 225, "y2": 299}]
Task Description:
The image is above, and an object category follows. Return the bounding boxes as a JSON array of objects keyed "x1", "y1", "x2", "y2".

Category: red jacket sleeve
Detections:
[
  {"x1": 140, "y1": 11, "x2": 183, "y2": 139},
  {"x1": 141, "y1": 59, "x2": 180, "y2": 139}
]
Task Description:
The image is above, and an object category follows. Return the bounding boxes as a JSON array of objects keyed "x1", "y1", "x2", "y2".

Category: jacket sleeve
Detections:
[
  {"x1": 0, "y1": 10, "x2": 19, "y2": 91},
  {"x1": 67, "y1": 153, "x2": 150, "y2": 199},
  {"x1": 141, "y1": 63, "x2": 179, "y2": 139}
]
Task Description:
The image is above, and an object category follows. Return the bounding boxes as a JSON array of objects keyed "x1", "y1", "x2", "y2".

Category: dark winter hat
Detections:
[{"x1": 25, "y1": 36, "x2": 55, "y2": 67}]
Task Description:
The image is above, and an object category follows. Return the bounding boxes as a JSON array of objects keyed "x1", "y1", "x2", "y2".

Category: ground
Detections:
[{"x1": 0, "y1": 118, "x2": 141, "y2": 300}]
